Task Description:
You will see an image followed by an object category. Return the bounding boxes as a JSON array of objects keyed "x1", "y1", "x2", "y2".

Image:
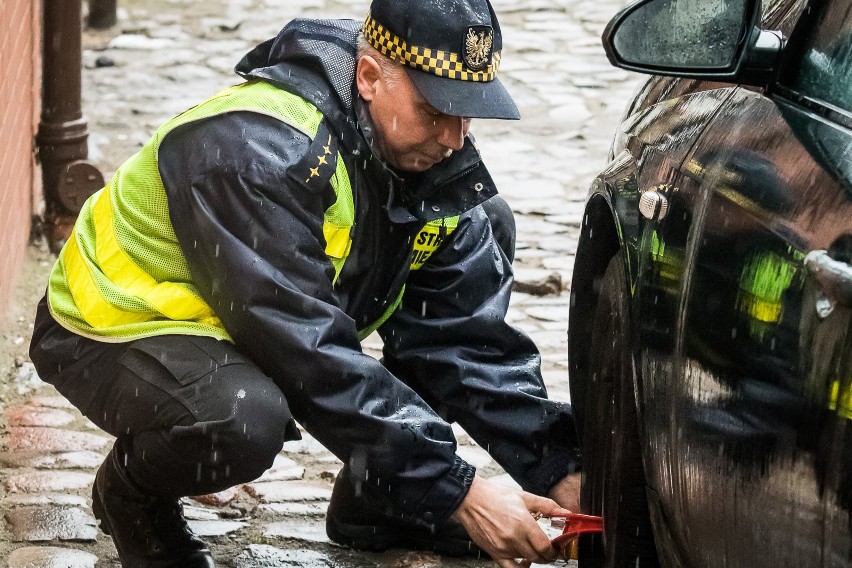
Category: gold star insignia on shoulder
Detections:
[
  {"x1": 305, "y1": 166, "x2": 320, "y2": 184},
  {"x1": 306, "y1": 135, "x2": 334, "y2": 183}
]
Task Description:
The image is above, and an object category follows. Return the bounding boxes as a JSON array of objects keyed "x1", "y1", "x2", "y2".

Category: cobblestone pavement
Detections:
[{"x1": 0, "y1": 0, "x2": 640, "y2": 565}]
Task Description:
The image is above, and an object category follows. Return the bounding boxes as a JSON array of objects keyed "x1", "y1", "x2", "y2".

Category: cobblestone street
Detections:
[{"x1": 0, "y1": 0, "x2": 639, "y2": 565}]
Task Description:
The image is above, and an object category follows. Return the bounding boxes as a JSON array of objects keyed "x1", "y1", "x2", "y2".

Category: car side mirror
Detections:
[{"x1": 602, "y1": 0, "x2": 783, "y2": 86}]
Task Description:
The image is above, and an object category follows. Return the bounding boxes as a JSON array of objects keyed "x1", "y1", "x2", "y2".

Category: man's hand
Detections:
[
  {"x1": 451, "y1": 475, "x2": 571, "y2": 567},
  {"x1": 547, "y1": 472, "x2": 581, "y2": 512}
]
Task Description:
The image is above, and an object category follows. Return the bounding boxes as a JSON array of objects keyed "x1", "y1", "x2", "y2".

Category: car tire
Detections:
[{"x1": 577, "y1": 252, "x2": 659, "y2": 568}]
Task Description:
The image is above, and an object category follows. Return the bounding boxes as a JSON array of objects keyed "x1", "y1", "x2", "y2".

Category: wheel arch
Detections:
[
  {"x1": 570, "y1": 189, "x2": 662, "y2": 567},
  {"x1": 568, "y1": 188, "x2": 626, "y2": 437}
]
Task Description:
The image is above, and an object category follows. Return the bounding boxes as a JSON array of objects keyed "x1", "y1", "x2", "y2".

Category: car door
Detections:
[
  {"x1": 671, "y1": 1, "x2": 852, "y2": 566},
  {"x1": 773, "y1": 3, "x2": 852, "y2": 565},
  {"x1": 623, "y1": 3, "x2": 813, "y2": 566}
]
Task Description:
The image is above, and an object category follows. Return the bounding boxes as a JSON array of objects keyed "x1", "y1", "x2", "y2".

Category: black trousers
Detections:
[{"x1": 30, "y1": 297, "x2": 300, "y2": 498}]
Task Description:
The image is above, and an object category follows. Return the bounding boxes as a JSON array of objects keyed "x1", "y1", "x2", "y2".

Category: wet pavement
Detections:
[{"x1": 0, "y1": 0, "x2": 639, "y2": 565}]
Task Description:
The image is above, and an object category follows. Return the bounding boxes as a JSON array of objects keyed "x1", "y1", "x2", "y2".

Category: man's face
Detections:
[{"x1": 357, "y1": 56, "x2": 472, "y2": 172}]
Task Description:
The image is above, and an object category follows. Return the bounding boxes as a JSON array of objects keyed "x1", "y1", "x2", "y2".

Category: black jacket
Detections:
[{"x1": 158, "y1": 18, "x2": 580, "y2": 524}]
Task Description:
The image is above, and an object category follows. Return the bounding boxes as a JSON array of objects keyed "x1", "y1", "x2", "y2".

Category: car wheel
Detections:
[{"x1": 578, "y1": 252, "x2": 659, "y2": 568}]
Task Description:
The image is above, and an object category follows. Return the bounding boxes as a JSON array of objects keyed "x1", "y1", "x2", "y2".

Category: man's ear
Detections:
[{"x1": 356, "y1": 56, "x2": 383, "y2": 102}]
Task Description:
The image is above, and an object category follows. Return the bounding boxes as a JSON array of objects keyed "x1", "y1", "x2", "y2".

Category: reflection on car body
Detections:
[{"x1": 568, "y1": 0, "x2": 852, "y2": 566}]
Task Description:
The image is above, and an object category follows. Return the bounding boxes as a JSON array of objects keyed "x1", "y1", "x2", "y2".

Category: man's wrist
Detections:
[
  {"x1": 414, "y1": 455, "x2": 476, "y2": 527},
  {"x1": 546, "y1": 471, "x2": 581, "y2": 512},
  {"x1": 524, "y1": 447, "x2": 582, "y2": 497}
]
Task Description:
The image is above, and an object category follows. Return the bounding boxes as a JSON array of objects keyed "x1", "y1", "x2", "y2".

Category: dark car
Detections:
[{"x1": 568, "y1": 0, "x2": 852, "y2": 566}]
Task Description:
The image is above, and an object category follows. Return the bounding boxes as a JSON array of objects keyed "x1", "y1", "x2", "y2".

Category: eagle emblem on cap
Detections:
[{"x1": 463, "y1": 26, "x2": 493, "y2": 71}]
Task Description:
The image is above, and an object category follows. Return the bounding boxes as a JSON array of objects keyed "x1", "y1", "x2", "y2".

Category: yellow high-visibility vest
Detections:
[{"x1": 48, "y1": 81, "x2": 456, "y2": 343}]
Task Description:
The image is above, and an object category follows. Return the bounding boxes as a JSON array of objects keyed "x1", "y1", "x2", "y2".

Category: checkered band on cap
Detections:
[{"x1": 363, "y1": 14, "x2": 501, "y2": 82}]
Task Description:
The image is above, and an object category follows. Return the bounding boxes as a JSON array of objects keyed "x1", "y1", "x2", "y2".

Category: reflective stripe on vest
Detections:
[{"x1": 64, "y1": 186, "x2": 223, "y2": 328}]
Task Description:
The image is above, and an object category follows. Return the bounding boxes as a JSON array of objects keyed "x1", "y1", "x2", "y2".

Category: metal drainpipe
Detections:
[
  {"x1": 88, "y1": 0, "x2": 117, "y2": 29},
  {"x1": 37, "y1": 0, "x2": 105, "y2": 251}
]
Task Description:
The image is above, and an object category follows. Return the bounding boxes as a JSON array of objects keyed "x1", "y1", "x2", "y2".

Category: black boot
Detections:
[
  {"x1": 325, "y1": 469, "x2": 483, "y2": 557},
  {"x1": 92, "y1": 444, "x2": 215, "y2": 568}
]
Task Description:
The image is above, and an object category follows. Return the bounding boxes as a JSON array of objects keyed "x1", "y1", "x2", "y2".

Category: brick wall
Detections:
[{"x1": 0, "y1": 1, "x2": 42, "y2": 313}]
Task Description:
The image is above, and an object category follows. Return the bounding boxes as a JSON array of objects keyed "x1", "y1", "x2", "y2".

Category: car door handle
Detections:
[{"x1": 804, "y1": 250, "x2": 852, "y2": 310}]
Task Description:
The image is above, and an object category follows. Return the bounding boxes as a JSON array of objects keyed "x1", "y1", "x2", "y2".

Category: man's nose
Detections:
[{"x1": 437, "y1": 115, "x2": 469, "y2": 150}]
